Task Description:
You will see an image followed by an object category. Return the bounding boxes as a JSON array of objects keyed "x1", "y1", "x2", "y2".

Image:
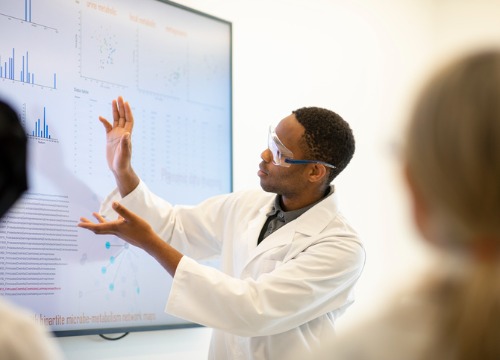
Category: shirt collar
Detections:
[{"x1": 266, "y1": 186, "x2": 334, "y2": 224}]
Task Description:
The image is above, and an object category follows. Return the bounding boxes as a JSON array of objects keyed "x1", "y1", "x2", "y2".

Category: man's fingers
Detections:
[
  {"x1": 79, "y1": 217, "x2": 92, "y2": 224},
  {"x1": 99, "y1": 116, "x2": 113, "y2": 133},
  {"x1": 93, "y1": 212, "x2": 107, "y2": 224},
  {"x1": 112, "y1": 99, "x2": 119, "y2": 127},
  {"x1": 107, "y1": 96, "x2": 131, "y2": 130},
  {"x1": 123, "y1": 101, "x2": 134, "y2": 132},
  {"x1": 78, "y1": 217, "x2": 116, "y2": 235},
  {"x1": 77, "y1": 218, "x2": 101, "y2": 233},
  {"x1": 111, "y1": 201, "x2": 135, "y2": 221},
  {"x1": 117, "y1": 96, "x2": 126, "y2": 127}
]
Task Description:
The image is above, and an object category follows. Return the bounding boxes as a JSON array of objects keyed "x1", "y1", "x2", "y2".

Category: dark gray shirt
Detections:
[{"x1": 257, "y1": 186, "x2": 334, "y2": 245}]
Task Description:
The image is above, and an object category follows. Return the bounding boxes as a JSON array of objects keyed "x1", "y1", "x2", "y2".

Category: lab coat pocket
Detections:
[
  {"x1": 258, "y1": 243, "x2": 292, "y2": 273},
  {"x1": 243, "y1": 243, "x2": 290, "y2": 278}
]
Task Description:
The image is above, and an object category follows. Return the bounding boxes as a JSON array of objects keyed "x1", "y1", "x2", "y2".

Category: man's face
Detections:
[{"x1": 258, "y1": 114, "x2": 311, "y2": 197}]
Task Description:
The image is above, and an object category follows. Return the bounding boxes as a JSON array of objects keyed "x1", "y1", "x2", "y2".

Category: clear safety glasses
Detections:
[{"x1": 268, "y1": 125, "x2": 336, "y2": 169}]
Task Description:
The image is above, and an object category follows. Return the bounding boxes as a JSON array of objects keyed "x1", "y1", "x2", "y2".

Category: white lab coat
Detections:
[{"x1": 101, "y1": 181, "x2": 365, "y2": 360}]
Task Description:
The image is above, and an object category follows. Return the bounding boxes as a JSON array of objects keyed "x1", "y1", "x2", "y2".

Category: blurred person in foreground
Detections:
[
  {"x1": 320, "y1": 49, "x2": 500, "y2": 360},
  {"x1": 0, "y1": 100, "x2": 64, "y2": 360}
]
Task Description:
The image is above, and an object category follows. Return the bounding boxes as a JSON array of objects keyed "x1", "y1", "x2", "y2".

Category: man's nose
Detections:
[{"x1": 261, "y1": 148, "x2": 272, "y2": 163}]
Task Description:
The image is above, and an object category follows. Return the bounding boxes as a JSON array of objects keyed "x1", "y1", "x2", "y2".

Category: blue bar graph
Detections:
[
  {"x1": 0, "y1": 48, "x2": 56, "y2": 89},
  {"x1": 25, "y1": 0, "x2": 32, "y2": 22},
  {"x1": 0, "y1": 0, "x2": 57, "y2": 31},
  {"x1": 30, "y1": 107, "x2": 52, "y2": 139}
]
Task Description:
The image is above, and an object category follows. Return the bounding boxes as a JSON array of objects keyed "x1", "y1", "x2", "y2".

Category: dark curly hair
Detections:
[{"x1": 293, "y1": 107, "x2": 355, "y2": 184}]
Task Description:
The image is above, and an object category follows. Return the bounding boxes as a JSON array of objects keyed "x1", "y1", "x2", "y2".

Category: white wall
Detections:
[{"x1": 57, "y1": 0, "x2": 500, "y2": 358}]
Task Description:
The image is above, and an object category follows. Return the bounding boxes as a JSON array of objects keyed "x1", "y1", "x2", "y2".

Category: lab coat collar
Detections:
[{"x1": 245, "y1": 187, "x2": 340, "y2": 263}]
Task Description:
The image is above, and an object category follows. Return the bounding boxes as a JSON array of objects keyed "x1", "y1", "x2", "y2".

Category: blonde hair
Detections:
[{"x1": 405, "y1": 50, "x2": 500, "y2": 360}]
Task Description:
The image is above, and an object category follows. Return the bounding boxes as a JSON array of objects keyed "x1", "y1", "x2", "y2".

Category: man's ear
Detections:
[
  {"x1": 308, "y1": 164, "x2": 328, "y2": 184},
  {"x1": 404, "y1": 164, "x2": 432, "y2": 241}
]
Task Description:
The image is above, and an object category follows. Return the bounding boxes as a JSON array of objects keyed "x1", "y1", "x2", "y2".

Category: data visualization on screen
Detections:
[{"x1": 0, "y1": 0, "x2": 231, "y2": 336}]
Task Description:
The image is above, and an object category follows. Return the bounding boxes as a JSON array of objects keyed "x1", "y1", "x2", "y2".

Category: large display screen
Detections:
[{"x1": 0, "y1": 0, "x2": 232, "y2": 336}]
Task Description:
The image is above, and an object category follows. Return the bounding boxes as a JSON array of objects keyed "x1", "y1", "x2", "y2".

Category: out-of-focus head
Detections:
[
  {"x1": 405, "y1": 49, "x2": 500, "y2": 250},
  {"x1": 0, "y1": 100, "x2": 28, "y2": 219}
]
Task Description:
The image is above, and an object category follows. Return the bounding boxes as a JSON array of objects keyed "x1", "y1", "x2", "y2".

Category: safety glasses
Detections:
[{"x1": 268, "y1": 125, "x2": 336, "y2": 169}]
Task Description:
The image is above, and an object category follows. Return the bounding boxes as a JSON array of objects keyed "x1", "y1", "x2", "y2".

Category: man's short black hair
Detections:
[{"x1": 293, "y1": 107, "x2": 355, "y2": 183}]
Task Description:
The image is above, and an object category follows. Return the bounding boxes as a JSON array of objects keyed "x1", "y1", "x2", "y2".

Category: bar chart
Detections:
[
  {"x1": 0, "y1": 0, "x2": 58, "y2": 31},
  {"x1": 0, "y1": 47, "x2": 57, "y2": 89},
  {"x1": 26, "y1": 106, "x2": 58, "y2": 142}
]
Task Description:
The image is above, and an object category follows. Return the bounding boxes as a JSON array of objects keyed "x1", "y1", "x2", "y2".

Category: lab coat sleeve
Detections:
[
  {"x1": 98, "y1": 180, "x2": 236, "y2": 260},
  {"x1": 99, "y1": 180, "x2": 173, "y2": 229},
  {"x1": 166, "y1": 234, "x2": 365, "y2": 337}
]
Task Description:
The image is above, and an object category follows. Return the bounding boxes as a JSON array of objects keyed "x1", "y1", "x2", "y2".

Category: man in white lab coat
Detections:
[{"x1": 79, "y1": 96, "x2": 365, "y2": 359}]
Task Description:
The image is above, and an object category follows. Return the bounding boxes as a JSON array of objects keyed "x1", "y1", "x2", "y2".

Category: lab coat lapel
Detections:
[
  {"x1": 242, "y1": 191, "x2": 339, "y2": 271},
  {"x1": 241, "y1": 203, "x2": 296, "y2": 274},
  {"x1": 245, "y1": 206, "x2": 270, "y2": 255},
  {"x1": 231, "y1": 199, "x2": 273, "y2": 277},
  {"x1": 249, "y1": 222, "x2": 296, "y2": 259}
]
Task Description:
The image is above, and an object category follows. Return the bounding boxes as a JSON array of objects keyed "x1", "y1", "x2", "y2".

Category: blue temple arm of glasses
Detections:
[{"x1": 284, "y1": 158, "x2": 336, "y2": 169}]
